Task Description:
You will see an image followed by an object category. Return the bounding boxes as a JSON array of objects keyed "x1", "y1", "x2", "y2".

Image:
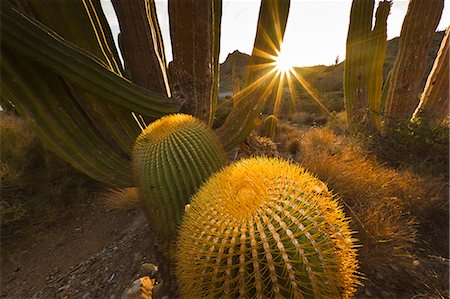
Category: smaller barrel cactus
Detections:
[
  {"x1": 133, "y1": 114, "x2": 226, "y2": 250},
  {"x1": 263, "y1": 114, "x2": 278, "y2": 137},
  {"x1": 176, "y1": 157, "x2": 358, "y2": 298}
]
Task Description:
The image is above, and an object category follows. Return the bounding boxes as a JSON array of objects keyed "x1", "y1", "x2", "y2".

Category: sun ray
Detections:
[
  {"x1": 285, "y1": 70, "x2": 298, "y2": 114},
  {"x1": 289, "y1": 68, "x2": 332, "y2": 116},
  {"x1": 273, "y1": 70, "x2": 285, "y2": 116}
]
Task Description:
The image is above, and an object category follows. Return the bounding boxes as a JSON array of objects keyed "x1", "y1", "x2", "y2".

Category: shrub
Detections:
[{"x1": 292, "y1": 127, "x2": 448, "y2": 295}]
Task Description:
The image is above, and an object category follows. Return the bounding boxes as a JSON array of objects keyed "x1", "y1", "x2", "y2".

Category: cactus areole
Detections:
[
  {"x1": 176, "y1": 157, "x2": 359, "y2": 298},
  {"x1": 133, "y1": 114, "x2": 226, "y2": 249}
]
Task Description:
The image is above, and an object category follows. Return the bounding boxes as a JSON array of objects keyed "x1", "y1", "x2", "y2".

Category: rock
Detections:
[
  {"x1": 139, "y1": 263, "x2": 158, "y2": 278},
  {"x1": 390, "y1": 264, "x2": 400, "y2": 272},
  {"x1": 375, "y1": 272, "x2": 384, "y2": 280},
  {"x1": 81, "y1": 292, "x2": 91, "y2": 299}
]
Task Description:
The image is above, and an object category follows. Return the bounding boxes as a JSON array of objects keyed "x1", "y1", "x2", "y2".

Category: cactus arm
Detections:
[
  {"x1": 383, "y1": 0, "x2": 444, "y2": 128},
  {"x1": 216, "y1": 0, "x2": 290, "y2": 151},
  {"x1": 168, "y1": 0, "x2": 222, "y2": 123},
  {"x1": 367, "y1": 1, "x2": 391, "y2": 131},
  {"x1": 0, "y1": 3, "x2": 179, "y2": 117},
  {"x1": 412, "y1": 27, "x2": 449, "y2": 123},
  {"x1": 111, "y1": 0, "x2": 170, "y2": 96},
  {"x1": 10, "y1": 0, "x2": 143, "y2": 154},
  {"x1": 344, "y1": 0, "x2": 375, "y2": 132},
  {"x1": 1, "y1": 49, "x2": 133, "y2": 187}
]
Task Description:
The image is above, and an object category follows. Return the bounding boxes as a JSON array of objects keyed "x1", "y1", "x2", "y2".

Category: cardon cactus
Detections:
[
  {"x1": 133, "y1": 114, "x2": 226, "y2": 248},
  {"x1": 176, "y1": 157, "x2": 358, "y2": 298},
  {"x1": 263, "y1": 114, "x2": 278, "y2": 137}
]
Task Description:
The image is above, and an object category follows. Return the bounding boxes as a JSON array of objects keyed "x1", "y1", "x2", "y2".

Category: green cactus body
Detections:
[
  {"x1": 263, "y1": 114, "x2": 278, "y2": 137},
  {"x1": 176, "y1": 157, "x2": 358, "y2": 298},
  {"x1": 133, "y1": 114, "x2": 226, "y2": 249}
]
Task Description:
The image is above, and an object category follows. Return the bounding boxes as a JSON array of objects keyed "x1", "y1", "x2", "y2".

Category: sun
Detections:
[{"x1": 274, "y1": 50, "x2": 293, "y2": 73}]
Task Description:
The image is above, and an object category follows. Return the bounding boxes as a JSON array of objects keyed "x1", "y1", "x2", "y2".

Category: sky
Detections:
[{"x1": 102, "y1": 0, "x2": 450, "y2": 67}]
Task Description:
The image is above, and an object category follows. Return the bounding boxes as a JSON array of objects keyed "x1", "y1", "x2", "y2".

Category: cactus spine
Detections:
[
  {"x1": 176, "y1": 157, "x2": 358, "y2": 298},
  {"x1": 133, "y1": 114, "x2": 226, "y2": 248},
  {"x1": 263, "y1": 114, "x2": 278, "y2": 137}
]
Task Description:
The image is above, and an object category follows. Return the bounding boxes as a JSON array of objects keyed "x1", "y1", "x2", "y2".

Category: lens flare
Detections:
[{"x1": 275, "y1": 50, "x2": 293, "y2": 73}]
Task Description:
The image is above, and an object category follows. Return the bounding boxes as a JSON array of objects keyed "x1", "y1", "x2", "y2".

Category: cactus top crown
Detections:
[
  {"x1": 177, "y1": 157, "x2": 359, "y2": 298},
  {"x1": 137, "y1": 113, "x2": 200, "y2": 142}
]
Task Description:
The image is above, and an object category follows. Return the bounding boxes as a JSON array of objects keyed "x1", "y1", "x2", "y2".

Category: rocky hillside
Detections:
[{"x1": 219, "y1": 31, "x2": 445, "y2": 98}]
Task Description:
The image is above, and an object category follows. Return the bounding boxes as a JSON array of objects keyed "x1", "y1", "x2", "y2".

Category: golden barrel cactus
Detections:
[
  {"x1": 133, "y1": 114, "x2": 226, "y2": 249},
  {"x1": 176, "y1": 157, "x2": 358, "y2": 298}
]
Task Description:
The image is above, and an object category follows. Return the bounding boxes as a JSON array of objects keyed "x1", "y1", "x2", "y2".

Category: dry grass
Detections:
[
  {"x1": 1, "y1": 112, "x2": 97, "y2": 242},
  {"x1": 274, "y1": 124, "x2": 448, "y2": 296},
  {"x1": 100, "y1": 187, "x2": 142, "y2": 211}
]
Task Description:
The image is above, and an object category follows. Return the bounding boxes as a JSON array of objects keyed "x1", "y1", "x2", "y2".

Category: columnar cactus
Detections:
[
  {"x1": 176, "y1": 157, "x2": 359, "y2": 298},
  {"x1": 384, "y1": 0, "x2": 444, "y2": 127},
  {"x1": 263, "y1": 114, "x2": 278, "y2": 137},
  {"x1": 133, "y1": 114, "x2": 226, "y2": 248},
  {"x1": 344, "y1": 0, "x2": 391, "y2": 132},
  {"x1": 412, "y1": 27, "x2": 449, "y2": 123}
]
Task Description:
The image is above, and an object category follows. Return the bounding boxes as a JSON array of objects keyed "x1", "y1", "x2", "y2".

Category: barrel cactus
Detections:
[
  {"x1": 133, "y1": 114, "x2": 226, "y2": 249},
  {"x1": 263, "y1": 114, "x2": 278, "y2": 137},
  {"x1": 176, "y1": 157, "x2": 358, "y2": 298}
]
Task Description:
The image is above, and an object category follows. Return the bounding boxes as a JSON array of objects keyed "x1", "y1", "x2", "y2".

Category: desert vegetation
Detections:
[{"x1": 1, "y1": 0, "x2": 448, "y2": 298}]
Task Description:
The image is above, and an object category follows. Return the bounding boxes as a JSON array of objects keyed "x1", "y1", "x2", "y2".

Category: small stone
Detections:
[
  {"x1": 413, "y1": 260, "x2": 420, "y2": 266},
  {"x1": 390, "y1": 264, "x2": 399, "y2": 271},
  {"x1": 364, "y1": 288, "x2": 372, "y2": 296},
  {"x1": 81, "y1": 292, "x2": 90, "y2": 299},
  {"x1": 139, "y1": 263, "x2": 158, "y2": 278}
]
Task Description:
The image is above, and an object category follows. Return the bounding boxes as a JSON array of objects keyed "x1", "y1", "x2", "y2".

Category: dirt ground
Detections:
[{"x1": 1, "y1": 199, "x2": 177, "y2": 298}]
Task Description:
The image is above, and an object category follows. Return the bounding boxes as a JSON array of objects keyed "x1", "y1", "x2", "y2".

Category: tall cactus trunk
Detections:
[
  {"x1": 383, "y1": 0, "x2": 444, "y2": 128},
  {"x1": 367, "y1": 1, "x2": 390, "y2": 131},
  {"x1": 412, "y1": 28, "x2": 449, "y2": 124},
  {"x1": 112, "y1": 0, "x2": 170, "y2": 97},
  {"x1": 168, "y1": 0, "x2": 222, "y2": 125},
  {"x1": 216, "y1": 0, "x2": 290, "y2": 150},
  {"x1": 344, "y1": 0, "x2": 390, "y2": 133}
]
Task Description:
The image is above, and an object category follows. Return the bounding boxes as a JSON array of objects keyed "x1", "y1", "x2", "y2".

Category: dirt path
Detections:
[{"x1": 1, "y1": 200, "x2": 176, "y2": 298}]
